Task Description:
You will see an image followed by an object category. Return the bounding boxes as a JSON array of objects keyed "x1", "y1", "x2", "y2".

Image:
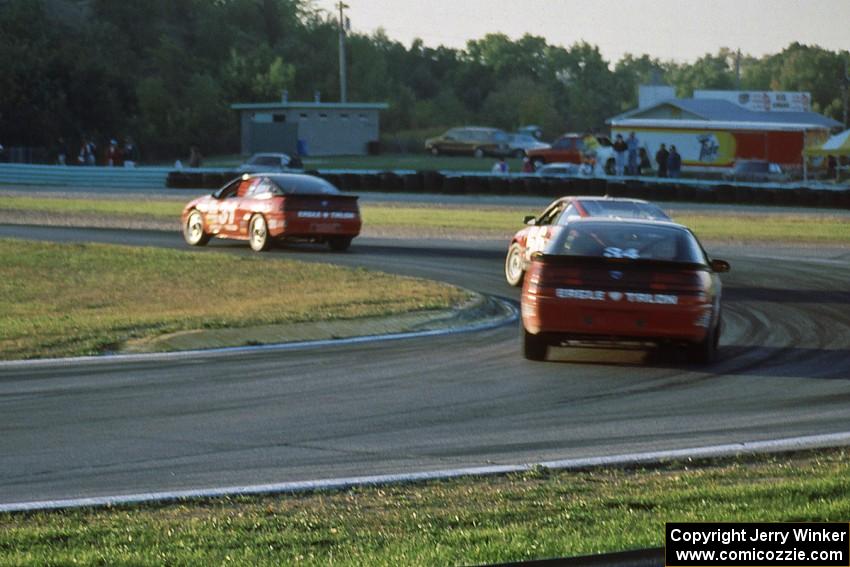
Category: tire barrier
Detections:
[{"x1": 164, "y1": 169, "x2": 850, "y2": 209}]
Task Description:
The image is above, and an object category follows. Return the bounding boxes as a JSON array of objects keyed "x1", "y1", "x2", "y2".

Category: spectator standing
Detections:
[
  {"x1": 188, "y1": 146, "x2": 203, "y2": 168},
  {"x1": 106, "y1": 139, "x2": 121, "y2": 166},
  {"x1": 612, "y1": 133, "x2": 627, "y2": 176},
  {"x1": 491, "y1": 157, "x2": 508, "y2": 175},
  {"x1": 638, "y1": 147, "x2": 651, "y2": 175},
  {"x1": 54, "y1": 137, "x2": 68, "y2": 165},
  {"x1": 655, "y1": 143, "x2": 669, "y2": 178},
  {"x1": 78, "y1": 140, "x2": 91, "y2": 165},
  {"x1": 123, "y1": 136, "x2": 140, "y2": 167},
  {"x1": 827, "y1": 155, "x2": 837, "y2": 180},
  {"x1": 626, "y1": 132, "x2": 639, "y2": 175},
  {"x1": 668, "y1": 145, "x2": 682, "y2": 178}
]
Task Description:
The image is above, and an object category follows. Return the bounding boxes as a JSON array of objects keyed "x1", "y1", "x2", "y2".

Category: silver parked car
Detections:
[{"x1": 237, "y1": 153, "x2": 301, "y2": 173}]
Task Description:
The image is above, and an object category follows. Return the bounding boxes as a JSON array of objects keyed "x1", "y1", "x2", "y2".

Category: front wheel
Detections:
[
  {"x1": 328, "y1": 236, "x2": 353, "y2": 251},
  {"x1": 504, "y1": 243, "x2": 526, "y2": 287},
  {"x1": 523, "y1": 328, "x2": 548, "y2": 361},
  {"x1": 249, "y1": 214, "x2": 271, "y2": 252},
  {"x1": 473, "y1": 147, "x2": 485, "y2": 158},
  {"x1": 430, "y1": 146, "x2": 440, "y2": 156},
  {"x1": 183, "y1": 210, "x2": 210, "y2": 246},
  {"x1": 512, "y1": 149, "x2": 525, "y2": 158}
]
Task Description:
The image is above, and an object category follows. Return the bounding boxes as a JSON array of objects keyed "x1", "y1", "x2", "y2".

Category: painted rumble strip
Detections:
[
  {"x1": 0, "y1": 298, "x2": 518, "y2": 369},
  {"x1": 3, "y1": 431, "x2": 850, "y2": 513}
]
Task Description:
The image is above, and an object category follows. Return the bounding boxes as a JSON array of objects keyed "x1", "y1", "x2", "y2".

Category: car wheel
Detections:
[
  {"x1": 689, "y1": 324, "x2": 719, "y2": 364},
  {"x1": 523, "y1": 328, "x2": 548, "y2": 361},
  {"x1": 504, "y1": 243, "x2": 526, "y2": 286},
  {"x1": 512, "y1": 149, "x2": 525, "y2": 158},
  {"x1": 249, "y1": 214, "x2": 271, "y2": 252},
  {"x1": 328, "y1": 236, "x2": 353, "y2": 252},
  {"x1": 430, "y1": 146, "x2": 440, "y2": 156},
  {"x1": 183, "y1": 210, "x2": 210, "y2": 246},
  {"x1": 473, "y1": 147, "x2": 485, "y2": 158}
]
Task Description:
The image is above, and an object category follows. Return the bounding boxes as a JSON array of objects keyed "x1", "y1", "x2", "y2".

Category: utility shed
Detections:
[{"x1": 231, "y1": 101, "x2": 388, "y2": 157}]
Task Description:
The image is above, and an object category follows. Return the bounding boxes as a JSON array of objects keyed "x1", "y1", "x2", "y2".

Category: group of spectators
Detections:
[
  {"x1": 612, "y1": 132, "x2": 682, "y2": 178},
  {"x1": 54, "y1": 136, "x2": 140, "y2": 167}
]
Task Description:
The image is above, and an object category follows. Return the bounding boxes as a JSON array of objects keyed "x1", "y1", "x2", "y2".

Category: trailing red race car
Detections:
[
  {"x1": 182, "y1": 173, "x2": 361, "y2": 252},
  {"x1": 505, "y1": 196, "x2": 670, "y2": 286},
  {"x1": 520, "y1": 218, "x2": 730, "y2": 363}
]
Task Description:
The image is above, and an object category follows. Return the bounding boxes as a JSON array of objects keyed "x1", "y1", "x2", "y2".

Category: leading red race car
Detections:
[
  {"x1": 520, "y1": 218, "x2": 730, "y2": 363},
  {"x1": 182, "y1": 173, "x2": 361, "y2": 252},
  {"x1": 505, "y1": 196, "x2": 670, "y2": 286}
]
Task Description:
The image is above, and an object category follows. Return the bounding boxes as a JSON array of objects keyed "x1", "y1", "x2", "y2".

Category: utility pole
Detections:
[
  {"x1": 337, "y1": 2, "x2": 349, "y2": 103},
  {"x1": 843, "y1": 58, "x2": 849, "y2": 128}
]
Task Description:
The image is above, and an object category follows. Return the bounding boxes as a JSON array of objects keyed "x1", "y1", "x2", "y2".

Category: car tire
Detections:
[
  {"x1": 473, "y1": 147, "x2": 485, "y2": 158},
  {"x1": 430, "y1": 146, "x2": 440, "y2": 156},
  {"x1": 523, "y1": 328, "x2": 548, "y2": 361},
  {"x1": 249, "y1": 214, "x2": 271, "y2": 252},
  {"x1": 512, "y1": 149, "x2": 525, "y2": 158},
  {"x1": 689, "y1": 324, "x2": 719, "y2": 364},
  {"x1": 328, "y1": 236, "x2": 353, "y2": 252},
  {"x1": 183, "y1": 210, "x2": 210, "y2": 246},
  {"x1": 504, "y1": 243, "x2": 526, "y2": 287}
]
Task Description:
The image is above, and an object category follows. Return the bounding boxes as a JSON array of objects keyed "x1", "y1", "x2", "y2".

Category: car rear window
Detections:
[
  {"x1": 578, "y1": 200, "x2": 670, "y2": 221},
  {"x1": 267, "y1": 174, "x2": 341, "y2": 195},
  {"x1": 550, "y1": 222, "x2": 706, "y2": 264}
]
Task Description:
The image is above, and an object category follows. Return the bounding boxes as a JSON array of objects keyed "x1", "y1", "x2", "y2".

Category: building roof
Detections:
[
  {"x1": 608, "y1": 98, "x2": 842, "y2": 130},
  {"x1": 231, "y1": 101, "x2": 389, "y2": 111}
]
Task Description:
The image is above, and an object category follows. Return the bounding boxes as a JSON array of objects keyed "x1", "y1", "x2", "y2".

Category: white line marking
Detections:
[{"x1": 3, "y1": 431, "x2": 850, "y2": 513}]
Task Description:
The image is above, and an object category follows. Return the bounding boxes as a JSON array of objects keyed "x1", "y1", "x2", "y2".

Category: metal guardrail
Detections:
[{"x1": 0, "y1": 163, "x2": 172, "y2": 188}]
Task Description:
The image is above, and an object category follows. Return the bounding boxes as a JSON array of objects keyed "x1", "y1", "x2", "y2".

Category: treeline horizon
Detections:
[{"x1": 1, "y1": 0, "x2": 848, "y2": 161}]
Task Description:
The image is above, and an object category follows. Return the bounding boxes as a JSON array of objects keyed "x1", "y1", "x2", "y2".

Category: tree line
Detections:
[{"x1": 1, "y1": 0, "x2": 847, "y2": 161}]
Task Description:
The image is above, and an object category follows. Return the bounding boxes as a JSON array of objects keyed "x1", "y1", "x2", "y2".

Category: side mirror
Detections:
[
  {"x1": 524, "y1": 215, "x2": 537, "y2": 225},
  {"x1": 710, "y1": 259, "x2": 731, "y2": 273}
]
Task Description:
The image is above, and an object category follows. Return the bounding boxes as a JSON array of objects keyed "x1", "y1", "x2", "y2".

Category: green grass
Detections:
[
  {"x1": 191, "y1": 153, "x2": 528, "y2": 172},
  {"x1": 2, "y1": 450, "x2": 849, "y2": 566},
  {"x1": 2, "y1": 195, "x2": 849, "y2": 244},
  {"x1": 0, "y1": 239, "x2": 467, "y2": 360}
]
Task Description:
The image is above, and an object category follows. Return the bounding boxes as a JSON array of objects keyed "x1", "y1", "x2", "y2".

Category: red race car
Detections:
[
  {"x1": 505, "y1": 196, "x2": 670, "y2": 286},
  {"x1": 520, "y1": 218, "x2": 730, "y2": 363},
  {"x1": 182, "y1": 173, "x2": 361, "y2": 252}
]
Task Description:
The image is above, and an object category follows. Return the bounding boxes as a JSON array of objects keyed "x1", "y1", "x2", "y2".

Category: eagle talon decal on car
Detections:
[{"x1": 181, "y1": 173, "x2": 361, "y2": 252}]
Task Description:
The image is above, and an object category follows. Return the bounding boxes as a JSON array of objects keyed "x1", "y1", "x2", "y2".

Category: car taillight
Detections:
[{"x1": 649, "y1": 270, "x2": 707, "y2": 291}]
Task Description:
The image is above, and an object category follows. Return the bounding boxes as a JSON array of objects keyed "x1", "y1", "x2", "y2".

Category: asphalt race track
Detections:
[{"x1": 2, "y1": 225, "x2": 850, "y2": 507}]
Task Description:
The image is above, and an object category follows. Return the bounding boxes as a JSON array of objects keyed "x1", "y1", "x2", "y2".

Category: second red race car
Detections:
[
  {"x1": 182, "y1": 173, "x2": 361, "y2": 252},
  {"x1": 520, "y1": 218, "x2": 730, "y2": 363},
  {"x1": 505, "y1": 196, "x2": 670, "y2": 286}
]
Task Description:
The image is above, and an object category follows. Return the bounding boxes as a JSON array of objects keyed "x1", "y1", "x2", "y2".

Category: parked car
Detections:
[
  {"x1": 507, "y1": 133, "x2": 550, "y2": 157},
  {"x1": 505, "y1": 196, "x2": 670, "y2": 286},
  {"x1": 722, "y1": 160, "x2": 789, "y2": 183},
  {"x1": 425, "y1": 127, "x2": 511, "y2": 157},
  {"x1": 526, "y1": 134, "x2": 616, "y2": 175},
  {"x1": 520, "y1": 218, "x2": 730, "y2": 363},
  {"x1": 534, "y1": 162, "x2": 581, "y2": 177},
  {"x1": 182, "y1": 173, "x2": 360, "y2": 252},
  {"x1": 237, "y1": 152, "x2": 300, "y2": 173}
]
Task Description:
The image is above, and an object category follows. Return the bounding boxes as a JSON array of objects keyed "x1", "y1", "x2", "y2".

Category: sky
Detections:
[{"x1": 313, "y1": 0, "x2": 850, "y2": 64}]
